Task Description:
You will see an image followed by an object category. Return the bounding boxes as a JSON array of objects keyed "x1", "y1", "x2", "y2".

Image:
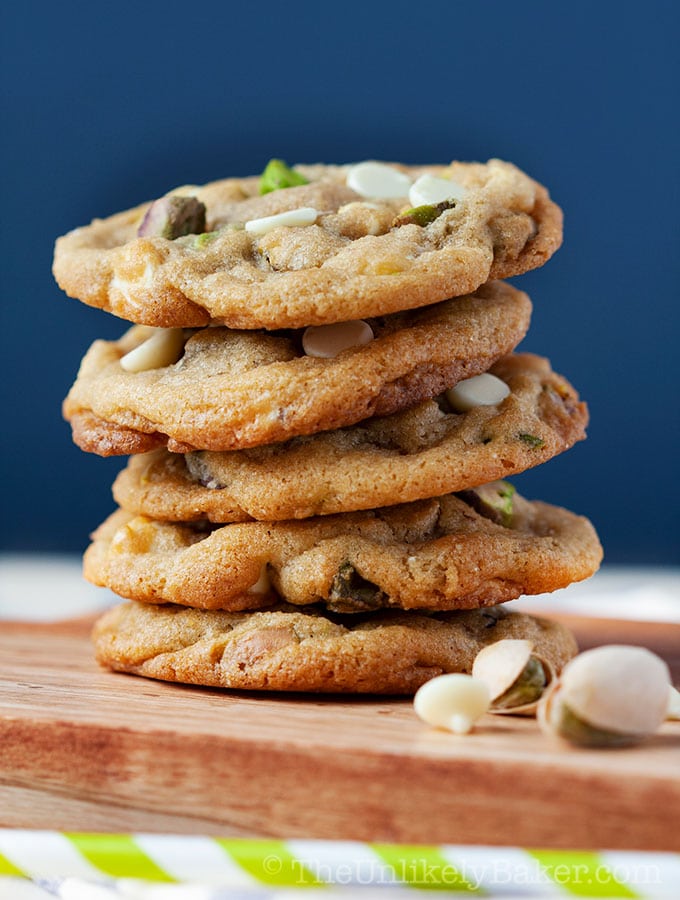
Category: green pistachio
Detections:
[
  {"x1": 546, "y1": 701, "x2": 638, "y2": 748},
  {"x1": 327, "y1": 561, "x2": 386, "y2": 613},
  {"x1": 259, "y1": 159, "x2": 309, "y2": 194},
  {"x1": 519, "y1": 433, "x2": 546, "y2": 448},
  {"x1": 457, "y1": 480, "x2": 516, "y2": 527},
  {"x1": 472, "y1": 638, "x2": 553, "y2": 715},
  {"x1": 138, "y1": 195, "x2": 206, "y2": 239},
  {"x1": 193, "y1": 231, "x2": 220, "y2": 248},
  {"x1": 537, "y1": 645, "x2": 672, "y2": 747},
  {"x1": 392, "y1": 199, "x2": 456, "y2": 227},
  {"x1": 492, "y1": 656, "x2": 547, "y2": 710},
  {"x1": 191, "y1": 223, "x2": 244, "y2": 248}
]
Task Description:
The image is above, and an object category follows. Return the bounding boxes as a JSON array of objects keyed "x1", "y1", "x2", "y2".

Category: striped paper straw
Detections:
[{"x1": 1, "y1": 832, "x2": 679, "y2": 897}]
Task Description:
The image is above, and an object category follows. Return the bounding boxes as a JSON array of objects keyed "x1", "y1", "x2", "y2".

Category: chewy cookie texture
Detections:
[
  {"x1": 63, "y1": 281, "x2": 531, "y2": 455},
  {"x1": 112, "y1": 353, "x2": 588, "y2": 521},
  {"x1": 85, "y1": 490, "x2": 602, "y2": 613},
  {"x1": 54, "y1": 157, "x2": 600, "y2": 694},
  {"x1": 93, "y1": 602, "x2": 578, "y2": 694},
  {"x1": 53, "y1": 159, "x2": 562, "y2": 329}
]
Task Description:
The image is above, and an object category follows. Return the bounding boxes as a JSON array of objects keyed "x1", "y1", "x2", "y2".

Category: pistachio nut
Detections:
[
  {"x1": 472, "y1": 639, "x2": 553, "y2": 715},
  {"x1": 537, "y1": 645, "x2": 671, "y2": 747},
  {"x1": 259, "y1": 158, "x2": 309, "y2": 194},
  {"x1": 457, "y1": 480, "x2": 516, "y2": 528},
  {"x1": 137, "y1": 194, "x2": 206, "y2": 239},
  {"x1": 327, "y1": 561, "x2": 385, "y2": 613},
  {"x1": 392, "y1": 199, "x2": 456, "y2": 228}
]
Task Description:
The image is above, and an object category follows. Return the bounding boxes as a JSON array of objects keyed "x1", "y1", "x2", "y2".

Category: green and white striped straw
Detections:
[{"x1": 0, "y1": 832, "x2": 678, "y2": 897}]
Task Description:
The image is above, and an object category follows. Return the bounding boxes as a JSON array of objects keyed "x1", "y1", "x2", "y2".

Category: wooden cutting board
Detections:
[{"x1": 1, "y1": 613, "x2": 678, "y2": 850}]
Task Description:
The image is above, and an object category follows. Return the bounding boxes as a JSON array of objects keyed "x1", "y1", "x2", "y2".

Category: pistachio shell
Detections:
[
  {"x1": 558, "y1": 645, "x2": 670, "y2": 736},
  {"x1": 539, "y1": 688, "x2": 643, "y2": 747},
  {"x1": 538, "y1": 645, "x2": 672, "y2": 746},
  {"x1": 472, "y1": 639, "x2": 553, "y2": 715},
  {"x1": 493, "y1": 656, "x2": 548, "y2": 712}
]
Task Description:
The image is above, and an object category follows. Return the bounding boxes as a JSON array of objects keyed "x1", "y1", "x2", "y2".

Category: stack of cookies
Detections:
[{"x1": 54, "y1": 158, "x2": 602, "y2": 693}]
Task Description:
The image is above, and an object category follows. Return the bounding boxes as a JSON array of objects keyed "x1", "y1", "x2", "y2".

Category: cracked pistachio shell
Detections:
[
  {"x1": 537, "y1": 645, "x2": 671, "y2": 746},
  {"x1": 472, "y1": 639, "x2": 552, "y2": 715}
]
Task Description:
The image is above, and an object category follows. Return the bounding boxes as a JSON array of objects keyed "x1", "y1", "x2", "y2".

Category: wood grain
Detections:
[{"x1": 0, "y1": 613, "x2": 678, "y2": 848}]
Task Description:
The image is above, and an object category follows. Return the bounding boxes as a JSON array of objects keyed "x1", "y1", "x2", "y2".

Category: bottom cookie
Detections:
[{"x1": 93, "y1": 601, "x2": 577, "y2": 694}]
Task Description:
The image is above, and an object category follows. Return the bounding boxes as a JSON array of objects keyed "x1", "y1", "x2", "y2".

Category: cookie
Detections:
[
  {"x1": 63, "y1": 282, "x2": 531, "y2": 456},
  {"x1": 84, "y1": 489, "x2": 603, "y2": 613},
  {"x1": 114, "y1": 354, "x2": 588, "y2": 522},
  {"x1": 53, "y1": 159, "x2": 562, "y2": 329},
  {"x1": 92, "y1": 601, "x2": 577, "y2": 694}
]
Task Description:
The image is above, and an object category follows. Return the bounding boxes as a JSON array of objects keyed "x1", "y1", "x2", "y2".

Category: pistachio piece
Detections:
[
  {"x1": 414, "y1": 674, "x2": 490, "y2": 734},
  {"x1": 137, "y1": 195, "x2": 206, "y2": 239},
  {"x1": 518, "y1": 432, "x2": 546, "y2": 448},
  {"x1": 192, "y1": 231, "x2": 220, "y2": 248},
  {"x1": 472, "y1": 639, "x2": 551, "y2": 714},
  {"x1": 119, "y1": 327, "x2": 186, "y2": 373},
  {"x1": 327, "y1": 561, "x2": 385, "y2": 613},
  {"x1": 538, "y1": 645, "x2": 671, "y2": 747},
  {"x1": 259, "y1": 158, "x2": 309, "y2": 194},
  {"x1": 457, "y1": 480, "x2": 516, "y2": 527},
  {"x1": 446, "y1": 373, "x2": 511, "y2": 412},
  {"x1": 192, "y1": 223, "x2": 246, "y2": 247},
  {"x1": 392, "y1": 199, "x2": 456, "y2": 228},
  {"x1": 185, "y1": 452, "x2": 226, "y2": 489}
]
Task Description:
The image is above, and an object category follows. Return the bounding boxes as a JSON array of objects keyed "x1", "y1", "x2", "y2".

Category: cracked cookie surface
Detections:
[
  {"x1": 113, "y1": 354, "x2": 588, "y2": 521},
  {"x1": 92, "y1": 601, "x2": 577, "y2": 694},
  {"x1": 64, "y1": 282, "x2": 530, "y2": 455},
  {"x1": 84, "y1": 490, "x2": 602, "y2": 613},
  {"x1": 53, "y1": 159, "x2": 562, "y2": 329}
]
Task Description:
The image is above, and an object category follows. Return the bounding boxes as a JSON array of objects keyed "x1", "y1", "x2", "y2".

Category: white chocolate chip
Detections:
[
  {"x1": 245, "y1": 207, "x2": 318, "y2": 236},
  {"x1": 446, "y1": 373, "x2": 510, "y2": 412},
  {"x1": 302, "y1": 320, "x2": 374, "y2": 358},
  {"x1": 667, "y1": 685, "x2": 680, "y2": 720},
  {"x1": 409, "y1": 173, "x2": 467, "y2": 208},
  {"x1": 247, "y1": 565, "x2": 271, "y2": 595},
  {"x1": 346, "y1": 161, "x2": 412, "y2": 199},
  {"x1": 120, "y1": 328, "x2": 185, "y2": 373},
  {"x1": 413, "y1": 674, "x2": 490, "y2": 734}
]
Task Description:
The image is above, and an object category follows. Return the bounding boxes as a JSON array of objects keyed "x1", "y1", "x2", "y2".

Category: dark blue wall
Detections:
[{"x1": 2, "y1": 1, "x2": 679, "y2": 564}]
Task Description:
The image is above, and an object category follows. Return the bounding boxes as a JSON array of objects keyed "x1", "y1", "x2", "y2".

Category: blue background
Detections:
[{"x1": 2, "y1": 1, "x2": 679, "y2": 564}]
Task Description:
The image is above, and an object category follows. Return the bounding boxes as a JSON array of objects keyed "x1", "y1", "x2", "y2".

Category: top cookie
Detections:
[{"x1": 53, "y1": 159, "x2": 562, "y2": 329}]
